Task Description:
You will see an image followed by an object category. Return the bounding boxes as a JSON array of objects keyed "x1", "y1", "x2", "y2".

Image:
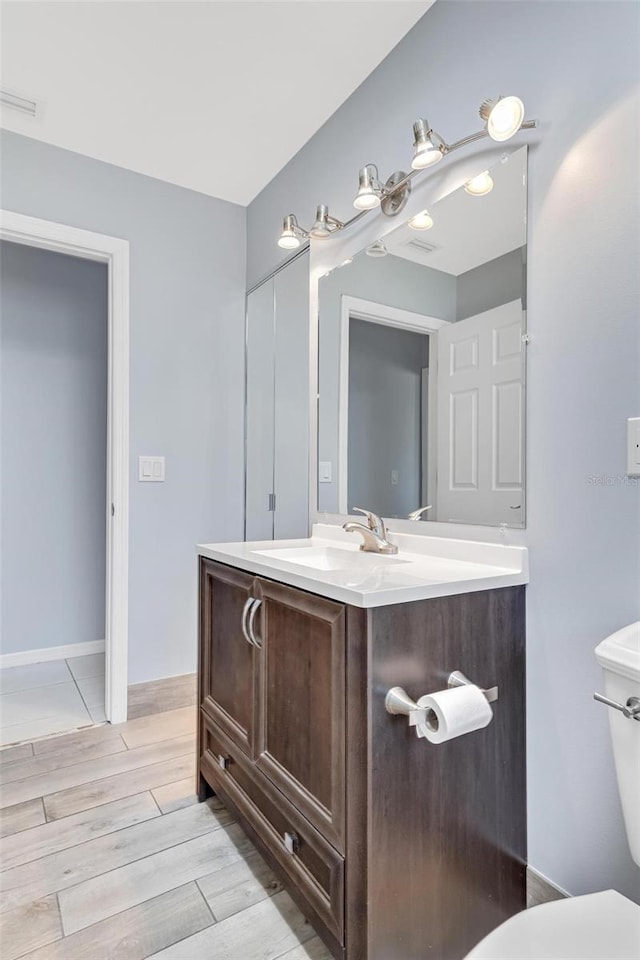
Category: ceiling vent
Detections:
[
  {"x1": 0, "y1": 90, "x2": 38, "y2": 117},
  {"x1": 406, "y1": 238, "x2": 440, "y2": 254}
]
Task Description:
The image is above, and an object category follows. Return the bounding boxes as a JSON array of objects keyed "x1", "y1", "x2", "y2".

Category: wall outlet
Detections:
[
  {"x1": 391, "y1": 469, "x2": 399, "y2": 486},
  {"x1": 627, "y1": 418, "x2": 640, "y2": 477},
  {"x1": 138, "y1": 456, "x2": 165, "y2": 482}
]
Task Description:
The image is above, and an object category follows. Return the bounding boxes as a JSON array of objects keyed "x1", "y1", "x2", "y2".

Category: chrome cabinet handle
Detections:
[
  {"x1": 247, "y1": 599, "x2": 262, "y2": 649},
  {"x1": 217, "y1": 754, "x2": 229, "y2": 770},
  {"x1": 283, "y1": 831, "x2": 299, "y2": 855},
  {"x1": 594, "y1": 693, "x2": 640, "y2": 720},
  {"x1": 241, "y1": 597, "x2": 256, "y2": 647}
]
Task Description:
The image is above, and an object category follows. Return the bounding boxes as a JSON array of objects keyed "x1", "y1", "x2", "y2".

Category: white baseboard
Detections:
[{"x1": 0, "y1": 640, "x2": 105, "y2": 669}]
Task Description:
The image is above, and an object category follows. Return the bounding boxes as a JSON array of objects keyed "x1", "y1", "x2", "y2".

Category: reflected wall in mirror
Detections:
[{"x1": 317, "y1": 146, "x2": 527, "y2": 528}]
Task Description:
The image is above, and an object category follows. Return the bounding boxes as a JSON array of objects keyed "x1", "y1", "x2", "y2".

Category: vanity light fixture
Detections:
[
  {"x1": 276, "y1": 94, "x2": 537, "y2": 249},
  {"x1": 277, "y1": 214, "x2": 307, "y2": 250},
  {"x1": 480, "y1": 95, "x2": 525, "y2": 142},
  {"x1": 309, "y1": 204, "x2": 345, "y2": 239},
  {"x1": 408, "y1": 209, "x2": 434, "y2": 230},
  {"x1": 365, "y1": 240, "x2": 387, "y2": 258},
  {"x1": 411, "y1": 119, "x2": 446, "y2": 170},
  {"x1": 464, "y1": 171, "x2": 494, "y2": 196},
  {"x1": 353, "y1": 165, "x2": 383, "y2": 211},
  {"x1": 354, "y1": 164, "x2": 413, "y2": 216}
]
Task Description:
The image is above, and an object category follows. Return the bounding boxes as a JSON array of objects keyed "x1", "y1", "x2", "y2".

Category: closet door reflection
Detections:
[
  {"x1": 245, "y1": 251, "x2": 309, "y2": 542},
  {"x1": 273, "y1": 253, "x2": 309, "y2": 539},
  {"x1": 245, "y1": 278, "x2": 276, "y2": 540}
]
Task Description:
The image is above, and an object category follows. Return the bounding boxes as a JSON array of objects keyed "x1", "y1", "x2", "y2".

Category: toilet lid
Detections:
[{"x1": 464, "y1": 890, "x2": 640, "y2": 960}]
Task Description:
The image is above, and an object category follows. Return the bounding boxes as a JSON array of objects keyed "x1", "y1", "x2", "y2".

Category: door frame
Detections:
[
  {"x1": 338, "y1": 295, "x2": 449, "y2": 515},
  {"x1": 0, "y1": 209, "x2": 130, "y2": 723}
]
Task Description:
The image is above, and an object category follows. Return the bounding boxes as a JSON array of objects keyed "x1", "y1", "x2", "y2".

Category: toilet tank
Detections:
[{"x1": 595, "y1": 622, "x2": 640, "y2": 867}]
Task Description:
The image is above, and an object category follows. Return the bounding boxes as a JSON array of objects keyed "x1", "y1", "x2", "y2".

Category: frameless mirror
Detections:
[{"x1": 317, "y1": 146, "x2": 527, "y2": 528}]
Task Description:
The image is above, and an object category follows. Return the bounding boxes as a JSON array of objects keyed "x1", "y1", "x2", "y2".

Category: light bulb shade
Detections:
[
  {"x1": 277, "y1": 214, "x2": 302, "y2": 249},
  {"x1": 408, "y1": 210, "x2": 434, "y2": 230},
  {"x1": 411, "y1": 118, "x2": 445, "y2": 170},
  {"x1": 481, "y1": 96, "x2": 525, "y2": 142},
  {"x1": 464, "y1": 171, "x2": 494, "y2": 196},
  {"x1": 365, "y1": 240, "x2": 387, "y2": 258},
  {"x1": 309, "y1": 204, "x2": 333, "y2": 239},
  {"x1": 353, "y1": 164, "x2": 381, "y2": 211}
]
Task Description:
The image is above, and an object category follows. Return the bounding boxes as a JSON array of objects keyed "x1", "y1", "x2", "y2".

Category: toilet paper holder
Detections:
[{"x1": 385, "y1": 671, "x2": 499, "y2": 716}]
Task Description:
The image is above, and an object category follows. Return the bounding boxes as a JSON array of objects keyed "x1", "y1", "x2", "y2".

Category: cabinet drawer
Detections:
[{"x1": 201, "y1": 713, "x2": 344, "y2": 944}]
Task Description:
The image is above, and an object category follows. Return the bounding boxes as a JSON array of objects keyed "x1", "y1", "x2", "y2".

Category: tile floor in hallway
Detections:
[
  {"x1": 0, "y1": 654, "x2": 106, "y2": 746},
  {"x1": 0, "y1": 704, "x2": 331, "y2": 960}
]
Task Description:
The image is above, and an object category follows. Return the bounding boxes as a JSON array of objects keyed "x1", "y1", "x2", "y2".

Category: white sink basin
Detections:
[
  {"x1": 253, "y1": 545, "x2": 407, "y2": 572},
  {"x1": 198, "y1": 524, "x2": 529, "y2": 608}
]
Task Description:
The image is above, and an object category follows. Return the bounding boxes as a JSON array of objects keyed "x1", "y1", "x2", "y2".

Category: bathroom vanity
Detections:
[{"x1": 197, "y1": 526, "x2": 528, "y2": 960}]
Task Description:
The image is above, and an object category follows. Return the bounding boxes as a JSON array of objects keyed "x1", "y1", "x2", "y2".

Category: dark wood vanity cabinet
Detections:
[
  {"x1": 198, "y1": 557, "x2": 527, "y2": 960},
  {"x1": 199, "y1": 562, "x2": 257, "y2": 756},
  {"x1": 253, "y1": 579, "x2": 346, "y2": 853}
]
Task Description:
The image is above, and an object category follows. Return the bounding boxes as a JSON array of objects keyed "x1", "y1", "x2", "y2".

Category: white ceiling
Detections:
[
  {"x1": 384, "y1": 147, "x2": 527, "y2": 275},
  {"x1": 0, "y1": 1, "x2": 432, "y2": 206}
]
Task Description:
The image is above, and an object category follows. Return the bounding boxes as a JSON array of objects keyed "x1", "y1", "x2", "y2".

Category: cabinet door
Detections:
[
  {"x1": 253, "y1": 579, "x2": 346, "y2": 852},
  {"x1": 199, "y1": 559, "x2": 258, "y2": 757}
]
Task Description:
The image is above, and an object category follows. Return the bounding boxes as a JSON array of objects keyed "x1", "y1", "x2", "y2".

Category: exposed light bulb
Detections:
[
  {"x1": 408, "y1": 210, "x2": 434, "y2": 230},
  {"x1": 354, "y1": 193, "x2": 380, "y2": 211},
  {"x1": 411, "y1": 119, "x2": 445, "y2": 170},
  {"x1": 353, "y1": 164, "x2": 382, "y2": 211},
  {"x1": 277, "y1": 214, "x2": 301, "y2": 249},
  {"x1": 464, "y1": 171, "x2": 494, "y2": 196},
  {"x1": 481, "y1": 96, "x2": 525, "y2": 142}
]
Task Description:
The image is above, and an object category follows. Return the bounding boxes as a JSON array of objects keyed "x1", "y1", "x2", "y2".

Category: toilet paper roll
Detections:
[{"x1": 415, "y1": 684, "x2": 492, "y2": 744}]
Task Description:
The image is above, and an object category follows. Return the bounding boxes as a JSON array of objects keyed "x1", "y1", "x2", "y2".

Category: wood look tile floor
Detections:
[{"x1": 0, "y1": 707, "x2": 332, "y2": 960}]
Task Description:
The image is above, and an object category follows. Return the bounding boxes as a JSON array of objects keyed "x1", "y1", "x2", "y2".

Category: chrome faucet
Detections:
[{"x1": 343, "y1": 508, "x2": 398, "y2": 555}]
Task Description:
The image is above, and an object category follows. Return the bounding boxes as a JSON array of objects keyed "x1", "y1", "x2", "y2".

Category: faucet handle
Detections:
[
  {"x1": 408, "y1": 505, "x2": 432, "y2": 521},
  {"x1": 353, "y1": 507, "x2": 385, "y2": 536}
]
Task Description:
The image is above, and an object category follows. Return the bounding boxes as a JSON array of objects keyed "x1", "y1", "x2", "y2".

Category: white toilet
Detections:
[{"x1": 465, "y1": 622, "x2": 640, "y2": 960}]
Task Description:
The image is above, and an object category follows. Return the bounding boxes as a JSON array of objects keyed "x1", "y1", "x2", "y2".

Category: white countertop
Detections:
[{"x1": 197, "y1": 524, "x2": 528, "y2": 608}]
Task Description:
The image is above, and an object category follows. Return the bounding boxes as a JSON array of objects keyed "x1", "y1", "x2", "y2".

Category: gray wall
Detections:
[
  {"x1": 318, "y1": 251, "x2": 456, "y2": 512},
  {"x1": 1, "y1": 242, "x2": 107, "y2": 655},
  {"x1": 0, "y1": 131, "x2": 246, "y2": 683},
  {"x1": 457, "y1": 247, "x2": 525, "y2": 321},
  {"x1": 248, "y1": 1, "x2": 640, "y2": 903},
  {"x1": 348, "y1": 319, "x2": 427, "y2": 518}
]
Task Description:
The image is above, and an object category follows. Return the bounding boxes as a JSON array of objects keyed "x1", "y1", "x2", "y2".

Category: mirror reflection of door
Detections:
[
  {"x1": 436, "y1": 300, "x2": 525, "y2": 525},
  {"x1": 336, "y1": 298, "x2": 449, "y2": 519},
  {"x1": 347, "y1": 319, "x2": 429, "y2": 519}
]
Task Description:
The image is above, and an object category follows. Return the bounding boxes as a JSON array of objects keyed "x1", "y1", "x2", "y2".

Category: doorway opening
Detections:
[
  {"x1": 337, "y1": 296, "x2": 448, "y2": 517},
  {"x1": 0, "y1": 211, "x2": 129, "y2": 737}
]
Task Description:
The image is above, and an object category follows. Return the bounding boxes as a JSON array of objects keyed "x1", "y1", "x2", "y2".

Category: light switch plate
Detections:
[
  {"x1": 319, "y1": 461, "x2": 332, "y2": 483},
  {"x1": 139, "y1": 456, "x2": 165, "y2": 482},
  {"x1": 627, "y1": 418, "x2": 640, "y2": 477}
]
